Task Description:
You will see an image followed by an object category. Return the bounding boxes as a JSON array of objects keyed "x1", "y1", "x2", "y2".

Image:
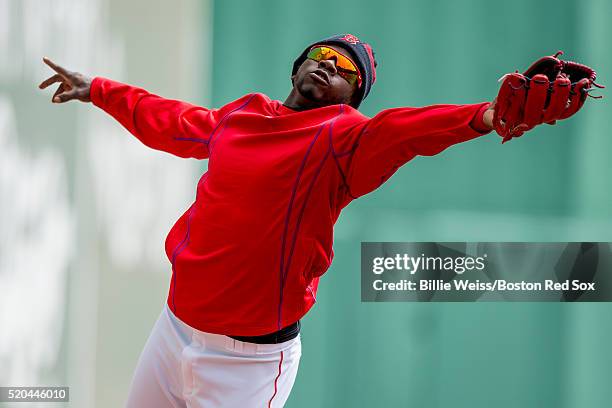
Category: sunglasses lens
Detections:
[
  {"x1": 338, "y1": 71, "x2": 358, "y2": 86},
  {"x1": 307, "y1": 46, "x2": 361, "y2": 87}
]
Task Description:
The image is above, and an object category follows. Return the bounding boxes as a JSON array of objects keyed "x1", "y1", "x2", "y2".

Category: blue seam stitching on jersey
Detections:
[
  {"x1": 338, "y1": 123, "x2": 371, "y2": 200},
  {"x1": 208, "y1": 94, "x2": 256, "y2": 158},
  {"x1": 170, "y1": 171, "x2": 209, "y2": 312},
  {"x1": 329, "y1": 109, "x2": 368, "y2": 200},
  {"x1": 170, "y1": 205, "x2": 195, "y2": 313},
  {"x1": 281, "y1": 147, "x2": 331, "y2": 313},
  {"x1": 277, "y1": 108, "x2": 345, "y2": 329},
  {"x1": 173, "y1": 136, "x2": 210, "y2": 144},
  {"x1": 277, "y1": 124, "x2": 325, "y2": 331}
]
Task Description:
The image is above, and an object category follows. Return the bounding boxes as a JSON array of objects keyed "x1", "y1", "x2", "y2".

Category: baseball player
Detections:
[{"x1": 39, "y1": 34, "x2": 599, "y2": 407}]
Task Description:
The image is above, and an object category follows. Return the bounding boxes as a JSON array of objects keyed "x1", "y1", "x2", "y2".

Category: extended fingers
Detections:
[
  {"x1": 38, "y1": 74, "x2": 63, "y2": 89},
  {"x1": 42, "y1": 57, "x2": 73, "y2": 79}
]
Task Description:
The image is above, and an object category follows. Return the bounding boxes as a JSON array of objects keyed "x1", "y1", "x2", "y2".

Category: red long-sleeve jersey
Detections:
[{"x1": 90, "y1": 77, "x2": 492, "y2": 335}]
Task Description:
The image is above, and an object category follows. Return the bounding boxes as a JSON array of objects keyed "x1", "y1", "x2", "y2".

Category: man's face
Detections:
[{"x1": 291, "y1": 44, "x2": 359, "y2": 107}]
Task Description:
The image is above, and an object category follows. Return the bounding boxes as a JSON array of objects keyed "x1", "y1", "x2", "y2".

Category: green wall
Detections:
[{"x1": 211, "y1": 1, "x2": 612, "y2": 407}]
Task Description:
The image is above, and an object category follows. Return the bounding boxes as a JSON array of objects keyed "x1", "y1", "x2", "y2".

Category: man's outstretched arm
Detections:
[
  {"x1": 334, "y1": 101, "x2": 495, "y2": 201},
  {"x1": 39, "y1": 57, "x2": 218, "y2": 159}
]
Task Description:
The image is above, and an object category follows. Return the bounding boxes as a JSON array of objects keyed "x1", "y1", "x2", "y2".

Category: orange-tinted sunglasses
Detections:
[{"x1": 307, "y1": 45, "x2": 362, "y2": 88}]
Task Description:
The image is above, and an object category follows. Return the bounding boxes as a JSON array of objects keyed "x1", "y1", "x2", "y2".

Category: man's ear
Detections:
[{"x1": 291, "y1": 74, "x2": 296, "y2": 86}]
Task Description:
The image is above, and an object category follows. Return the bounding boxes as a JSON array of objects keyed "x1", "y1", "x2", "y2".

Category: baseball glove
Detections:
[{"x1": 493, "y1": 51, "x2": 604, "y2": 143}]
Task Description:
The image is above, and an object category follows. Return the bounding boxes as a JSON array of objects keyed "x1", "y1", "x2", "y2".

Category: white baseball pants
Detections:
[{"x1": 125, "y1": 304, "x2": 302, "y2": 408}]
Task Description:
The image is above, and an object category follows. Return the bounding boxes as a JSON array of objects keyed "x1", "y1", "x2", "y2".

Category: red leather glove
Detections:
[{"x1": 493, "y1": 51, "x2": 604, "y2": 143}]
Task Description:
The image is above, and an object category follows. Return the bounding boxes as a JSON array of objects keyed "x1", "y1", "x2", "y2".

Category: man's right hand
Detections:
[{"x1": 38, "y1": 57, "x2": 93, "y2": 103}]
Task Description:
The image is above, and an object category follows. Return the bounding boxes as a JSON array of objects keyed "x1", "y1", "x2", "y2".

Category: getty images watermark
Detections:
[{"x1": 361, "y1": 242, "x2": 612, "y2": 302}]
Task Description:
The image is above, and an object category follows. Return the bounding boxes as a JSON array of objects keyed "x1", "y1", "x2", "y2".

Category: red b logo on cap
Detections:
[{"x1": 340, "y1": 34, "x2": 360, "y2": 44}]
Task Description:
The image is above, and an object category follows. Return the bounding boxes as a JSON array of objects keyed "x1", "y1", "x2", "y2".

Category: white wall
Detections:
[{"x1": 0, "y1": 1, "x2": 213, "y2": 406}]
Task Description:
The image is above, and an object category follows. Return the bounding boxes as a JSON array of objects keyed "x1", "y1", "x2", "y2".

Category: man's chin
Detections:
[
  {"x1": 301, "y1": 89, "x2": 340, "y2": 110},
  {"x1": 299, "y1": 86, "x2": 324, "y2": 102}
]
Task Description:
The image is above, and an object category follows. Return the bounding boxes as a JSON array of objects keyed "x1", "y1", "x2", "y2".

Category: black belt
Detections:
[{"x1": 228, "y1": 320, "x2": 300, "y2": 344}]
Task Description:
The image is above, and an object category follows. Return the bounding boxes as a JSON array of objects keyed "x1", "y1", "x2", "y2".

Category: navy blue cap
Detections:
[{"x1": 292, "y1": 34, "x2": 377, "y2": 109}]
